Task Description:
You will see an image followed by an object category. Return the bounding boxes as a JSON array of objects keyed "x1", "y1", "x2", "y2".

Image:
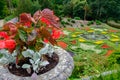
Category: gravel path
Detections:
[{"x1": 0, "y1": 20, "x2": 4, "y2": 27}]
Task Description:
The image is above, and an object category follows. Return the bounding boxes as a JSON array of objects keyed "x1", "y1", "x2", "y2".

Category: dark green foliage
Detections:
[
  {"x1": 63, "y1": 1, "x2": 74, "y2": 17},
  {"x1": 87, "y1": 20, "x2": 94, "y2": 26},
  {"x1": 67, "y1": 18, "x2": 71, "y2": 22},
  {"x1": 31, "y1": 0, "x2": 41, "y2": 14},
  {"x1": 71, "y1": 20, "x2": 75, "y2": 23},
  {"x1": 11, "y1": 0, "x2": 19, "y2": 8},
  {"x1": 0, "y1": 0, "x2": 9, "y2": 19},
  {"x1": 61, "y1": 20, "x2": 66, "y2": 25},
  {"x1": 74, "y1": 17, "x2": 81, "y2": 20},
  {"x1": 38, "y1": 0, "x2": 52, "y2": 9},
  {"x1": 81, "y1": 24, "x2": 84, "y2": 27},
  {"x1": 95, "y1": 20, "x2": 101, "y2": 25},
  {"x1": 15, "y1": 0, "x2": 41, "y2": 15},
  {"x1": 16, "y1": 0, "x2": 33, "y2": 16},
  {"x1": 73, "y1": 1, "x2": 85, "y2": 19},
  {"x1": 2, "y1": 0, "x2": 120, "y2": 21},
  {"x1": 88, "y1": 0, "x2": 120, "y2": 21}
]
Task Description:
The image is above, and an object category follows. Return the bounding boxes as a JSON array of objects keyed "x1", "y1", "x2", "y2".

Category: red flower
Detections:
[
  {"x1": 105, "y1": 50, "x2": 114, "y2": 56},
  {"x1": 57, "y1": 41, "x2": 68, "y2": 49},
  {"x1": 51, "y1": 29, "x2": 62, "y2": 39},
  {"x1": 0, "y1": 32, "x2": 9, "y2": 40},
  {"x1": 40, "y1": 17, "x2": 50, "y2": 25},
  {"x1": 44, "y1": 38, "x2": 49, "y2": 43},
  {"x1": 0, "y1": 40, "x2": 5, "y2": 49},
  {"x1": 101, "y1": 44, "x2": 110, "y2": 49},
  {"x1": 24, "y1": 21, "x2": 31, "y2": 27},
  {"x1": 70, "y1": 40, "x2": 77, "y2": 44},
  {"x1": 5, "y1": 39, "x2": 16, "y2": 50},
  {"x1": 108, "y1": 29, "x2": 118, "y2": 33}
]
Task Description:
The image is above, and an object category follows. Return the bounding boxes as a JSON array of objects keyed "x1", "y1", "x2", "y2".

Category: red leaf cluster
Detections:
[
  {"x1": 33, "y1": 9, "x2": 60, "y2": 28},
  {"x1": 0, "y1": 8, "x2": 61, "y2": 56}
]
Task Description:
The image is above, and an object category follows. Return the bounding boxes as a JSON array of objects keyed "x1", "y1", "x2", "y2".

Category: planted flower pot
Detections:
[
  {"x1": 0, "y1": 47, "x2": 74, "y2": 80},
  {"x1": 0, "y1": 9, "x2": 74, "y2": 80}
]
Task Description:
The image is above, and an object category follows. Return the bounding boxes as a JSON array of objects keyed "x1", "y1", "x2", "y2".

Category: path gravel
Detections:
[{"x1": 0, "y1": 20, "x2": 4, "y2": 27}]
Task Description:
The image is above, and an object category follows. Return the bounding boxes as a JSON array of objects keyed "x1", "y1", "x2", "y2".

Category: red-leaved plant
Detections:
[{"x1": 0, "y1": 9, "x2": 62, "y2": 78}]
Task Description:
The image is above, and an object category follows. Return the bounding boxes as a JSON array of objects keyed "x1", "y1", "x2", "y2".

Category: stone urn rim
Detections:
[{"x1": 0, "y1": 47, "x2": 74, "y2": 80}]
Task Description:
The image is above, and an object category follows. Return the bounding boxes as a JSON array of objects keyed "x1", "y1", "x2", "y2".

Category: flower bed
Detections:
[{"x1": 59, "y1": 22, "x2": 120, "y2": 79}]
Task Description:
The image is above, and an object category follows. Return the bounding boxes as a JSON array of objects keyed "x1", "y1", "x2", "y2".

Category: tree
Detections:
[{"x1": 88, "y1": 0, "x2": 120, "y2": 21}]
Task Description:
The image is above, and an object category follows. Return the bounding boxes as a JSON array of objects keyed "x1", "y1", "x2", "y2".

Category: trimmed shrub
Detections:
[
  {"x1": 87, "y1": 20, "x2": 94, "y2": 26},
  {"x1": 74, "y1": 17, "x2": 81, "y2": 20},
  {"x1": 95, "y1": 20, "x2": 101, "y2": 25},
  {"x1": 107, "y1": 21, "x2": 120, "y2": 29}
]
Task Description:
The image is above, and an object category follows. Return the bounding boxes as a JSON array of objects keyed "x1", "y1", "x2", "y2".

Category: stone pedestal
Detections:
[{"x1": 0, "y1": 47, "x2": 74, "y2": 80}]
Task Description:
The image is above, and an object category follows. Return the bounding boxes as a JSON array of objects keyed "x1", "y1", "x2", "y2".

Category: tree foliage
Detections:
[
  {"x1": 0, "y1": 0, "x2": 9, "y2": 19},
  {"x1": 2, "y1": 0, "x2": 120, "y2": 21},
  {"x1": 15, "y1": 0, "x2": 33, "y2": 16}
]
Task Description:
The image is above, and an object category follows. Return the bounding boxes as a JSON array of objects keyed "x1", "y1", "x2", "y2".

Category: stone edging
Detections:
[{"x1": 0, "y1": 47, "x2": 74, "y2": 80}]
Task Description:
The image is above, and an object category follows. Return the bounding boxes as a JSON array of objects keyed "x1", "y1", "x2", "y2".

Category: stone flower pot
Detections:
[{"x1": 0, "y1": 47, "x2": 74, "y2": 80}]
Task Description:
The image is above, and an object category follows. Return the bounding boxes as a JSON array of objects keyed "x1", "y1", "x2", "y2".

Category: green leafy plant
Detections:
[
  {"x1": 87, "y1": 21, "x2": 94, "y2": 26},
  {"x1": 0, "y1": 8, "x2": 62, "y2": 77},
  {"x1": 74, "y1": 17, "x2": 81, "y2": 20},
  {"x1": 95, "y1": 20, "x2": 101, "y2": 25}
]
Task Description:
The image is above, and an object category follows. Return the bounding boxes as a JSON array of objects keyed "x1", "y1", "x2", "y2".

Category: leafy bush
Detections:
[
  {"x1": 95, "y1": 20, "x2": 101, "y2": 25},
  {"x1": 71, "y1": 20, "x2": 76, "y2": 23},
  {"x1": 81, "y1": 24, "x2": 84, "y2": 27},
  {"x1": 74, "y1": 17, "x2": 81, "y2": 20},
  {"x1": 87, "y1": 20, "x2": 94, "y2": 26},
  {"x1": 73, "y1": 1, "x2": 85, "y2": 19},
  {"x1": 61, "y1": 20, "x2": 66, "y2": 25},
  {"x1": 67, "y1": 18, "x2": 72, "y2": 22}
]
